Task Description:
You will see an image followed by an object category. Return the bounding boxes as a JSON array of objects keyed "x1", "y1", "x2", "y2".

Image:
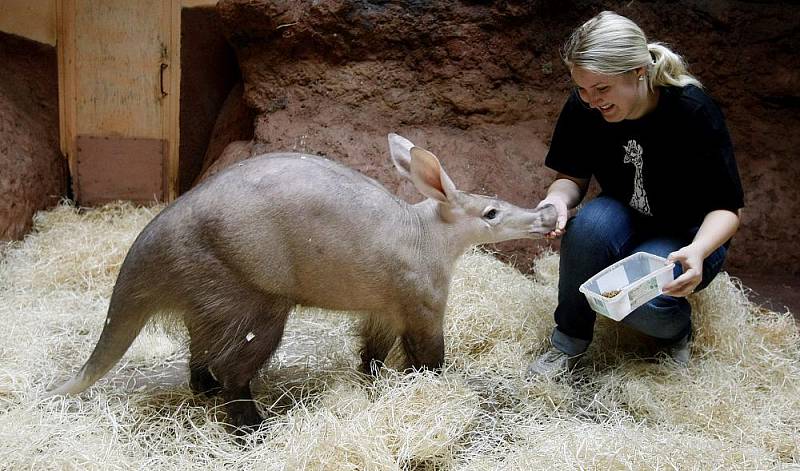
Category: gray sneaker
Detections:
[
  {"x1": 526, "y1": 347, "x2": 581, "y2": 378},
  {"x1": 667, "y1": 334, "x2": 691, "y2": 366}
]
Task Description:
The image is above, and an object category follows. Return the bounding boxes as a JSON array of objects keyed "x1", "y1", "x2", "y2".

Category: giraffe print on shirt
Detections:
[{"x1": 623, "y1": 139, "x2": 652, "y2": 216}]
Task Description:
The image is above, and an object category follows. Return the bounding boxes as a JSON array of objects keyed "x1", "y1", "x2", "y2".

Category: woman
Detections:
[{"x1": 528, "y1": 11, "x2": 744, "y2": 377}]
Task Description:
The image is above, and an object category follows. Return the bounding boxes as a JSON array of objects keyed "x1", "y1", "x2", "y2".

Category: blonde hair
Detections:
[{"x1": 562, "y1": 11, "x2": 702, "y2": 89}]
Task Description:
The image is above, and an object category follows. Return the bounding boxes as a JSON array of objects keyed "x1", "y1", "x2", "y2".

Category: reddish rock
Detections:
[
  {"x1": 207, "y1": 0, "x2": 800, "y2": 275},
  {"x1": 193, "y1": 82, "x2": 256, "y2": 186},
  {"x1": 0, "y1": 32, "x2": 66, "y2": 242}
]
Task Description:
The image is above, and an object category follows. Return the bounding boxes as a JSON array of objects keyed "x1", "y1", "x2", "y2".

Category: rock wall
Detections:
[
  {"x1": 0, "y1": 32, "x2": 66, "y2": 242},
  {"x1": 3, "y1": 1, "x2": 795, "y2": 276},
  {"x1": 207, "y1": 0, "x2": 800, "y2": 275}
]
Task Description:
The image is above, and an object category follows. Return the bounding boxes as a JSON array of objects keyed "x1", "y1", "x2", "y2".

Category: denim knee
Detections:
[{"x1": 562, "y1": 196, "x2": 636, "y2": 258}]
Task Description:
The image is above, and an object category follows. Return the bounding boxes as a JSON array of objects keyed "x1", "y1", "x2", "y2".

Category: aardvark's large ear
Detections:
[
  {"x1": 409, "y1": 146, "x2": 457, "y2": 203},
  {"x1": 387, "y1": 133, "x2": 415, "y2": 179}
]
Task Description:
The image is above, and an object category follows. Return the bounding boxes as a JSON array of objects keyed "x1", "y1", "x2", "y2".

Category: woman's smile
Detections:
[{"x1": 572, "y1": 66, "x2": 654, "y2": 122}]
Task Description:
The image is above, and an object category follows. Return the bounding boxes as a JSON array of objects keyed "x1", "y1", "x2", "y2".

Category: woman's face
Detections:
[{"x1": 571, "y1": 66, "x2": 650, "y2": 122}]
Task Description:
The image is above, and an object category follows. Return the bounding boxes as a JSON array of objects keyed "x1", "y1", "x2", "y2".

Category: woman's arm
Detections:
[
  {"x1": 662, "y1": 208, "x2": 741, "y2": 297},
  {"x1": 538, "y1": 173, "x2": 590, "y2": 238}
]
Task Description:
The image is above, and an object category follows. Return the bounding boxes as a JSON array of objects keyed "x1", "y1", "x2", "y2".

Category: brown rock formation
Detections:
[
  {"x1": 0, "y1": 32, "x2": 66, "y2": 242},
  {"x1": 202, "y1": 0, "x2": 800, "y2": 275}
]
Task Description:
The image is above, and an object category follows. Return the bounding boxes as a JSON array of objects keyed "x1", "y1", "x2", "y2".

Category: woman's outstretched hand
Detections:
[{"x1": 537, "y1": 197, "x2": 569, "y2": 239}]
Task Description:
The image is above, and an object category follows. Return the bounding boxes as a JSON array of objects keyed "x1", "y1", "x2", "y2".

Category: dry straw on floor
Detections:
[{"x1": 0, "y1": 202, "x2": 798, "y2": 470}]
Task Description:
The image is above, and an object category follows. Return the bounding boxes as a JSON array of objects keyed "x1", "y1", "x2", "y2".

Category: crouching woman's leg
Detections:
[
  {"x1": 622, "y1": 235, "x2": 728, "y2": 348},
  {"x1": 528, "y1": 196, "x2": 641, "y2": 377}
]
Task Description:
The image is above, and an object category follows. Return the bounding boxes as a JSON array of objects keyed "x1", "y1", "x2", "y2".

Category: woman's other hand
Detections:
[
  {"x1": 663, "y1": 210, "x2": 741, "y2": 297},
  {"x1": 663, "y1": 245, "x2": 705, "y2": 297}
]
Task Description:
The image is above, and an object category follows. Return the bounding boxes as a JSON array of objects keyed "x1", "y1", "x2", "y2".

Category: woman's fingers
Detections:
[{"x1": 663, "y1": 270, "x2": 700, "y2": 297}]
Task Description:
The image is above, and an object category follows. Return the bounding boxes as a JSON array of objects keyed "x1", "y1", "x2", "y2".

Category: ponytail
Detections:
[{"x1": 647, "y1": 42, "x2": 702, "y2": 89}]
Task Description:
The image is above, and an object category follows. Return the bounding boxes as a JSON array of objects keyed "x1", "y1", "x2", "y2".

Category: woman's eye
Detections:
[{"x1": 484, "y1": 209, "x2": 498, "y2": 220}]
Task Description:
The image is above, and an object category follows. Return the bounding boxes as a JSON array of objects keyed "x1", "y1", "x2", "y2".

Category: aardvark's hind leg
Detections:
[
  {"x1": 187, "y1": 287, "x2": 292, "y2": 433},
  {"x1": 188, "y1": 340, "x2": 222, "y2": 396}
]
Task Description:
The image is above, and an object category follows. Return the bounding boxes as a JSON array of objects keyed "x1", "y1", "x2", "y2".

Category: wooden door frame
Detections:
[
  {"x1": 56, "y1": 0, "x2": 181, "y2": 203},
  {"x1": 161, "y1": 0, "x2": 181, "y2": 202}
]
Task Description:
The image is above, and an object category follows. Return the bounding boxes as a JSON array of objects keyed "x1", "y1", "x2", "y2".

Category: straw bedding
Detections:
[{"x1": 0, "y1": 202, "x2": 797, "y2": 470}]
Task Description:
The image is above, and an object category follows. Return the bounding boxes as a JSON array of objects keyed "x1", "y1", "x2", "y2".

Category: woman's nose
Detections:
[
  {"x1": 578, "y1": 89, "x2": 596, "y2": 107},
  {"x1": 581, "y1": 90, "x2": 600, "y2": 108}
]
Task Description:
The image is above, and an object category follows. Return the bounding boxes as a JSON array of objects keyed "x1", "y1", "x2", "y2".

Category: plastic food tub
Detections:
[{"x1": 579, "y1": 252, "x2": 676, "y2": 321}]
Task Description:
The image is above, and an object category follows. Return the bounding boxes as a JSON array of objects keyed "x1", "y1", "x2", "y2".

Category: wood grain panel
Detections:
[
  {"x1": 57, "y1": 0, "x2": 181, "y2": 203},
  {"x1": 76, "y1": 135, "x2": 165, "y2": 204},
  {"x1": 74, "y1": 0, "x2": 165, "y2": 138}
]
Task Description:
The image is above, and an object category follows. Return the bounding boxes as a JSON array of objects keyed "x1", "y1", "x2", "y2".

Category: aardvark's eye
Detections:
[{"x1": 483, "y1": 209, "x2": 498, "y2": 220}]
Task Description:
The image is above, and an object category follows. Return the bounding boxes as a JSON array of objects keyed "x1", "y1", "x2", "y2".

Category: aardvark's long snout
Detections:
[{"x1": 530, "y1": 203, "x2": 558, "y2": 235}]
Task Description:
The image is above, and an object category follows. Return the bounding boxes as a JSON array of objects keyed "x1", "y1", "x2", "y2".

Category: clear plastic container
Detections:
[{"x1": 579, "y1": 252, "x2": 676, "y2": 321}]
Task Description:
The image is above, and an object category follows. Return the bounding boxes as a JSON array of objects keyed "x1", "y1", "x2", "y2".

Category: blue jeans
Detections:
[{"x1": 551, "y1": 196, "x2": 728, "y2": 356}]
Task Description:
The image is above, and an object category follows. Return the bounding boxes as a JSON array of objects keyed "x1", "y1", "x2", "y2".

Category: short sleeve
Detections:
[
  {"x1": 687, "y1": 96, "x2": 745, "y2": 214},
  {"x1": 545, "y1": 92, "x2": 593, "y2": 179}
]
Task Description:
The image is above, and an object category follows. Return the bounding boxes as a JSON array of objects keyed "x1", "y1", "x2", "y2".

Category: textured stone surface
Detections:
[
  {"x1": 0, "y1": 32, "x2": 66, "y2": 242},
  {"x1": 193, "y1": 82, "x2": 255, "y2": 187},
  {"x1": 204, "y1": 0, "x2": 800, "y2": 275}
]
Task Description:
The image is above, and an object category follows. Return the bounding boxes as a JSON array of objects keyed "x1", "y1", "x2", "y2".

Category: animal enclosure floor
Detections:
[
  {"x1": 732, "y1": 271, "x2": 800, "y2": 324},
  {"x1": 0, "y1": 202, "x2": 798, "y2": 469}
]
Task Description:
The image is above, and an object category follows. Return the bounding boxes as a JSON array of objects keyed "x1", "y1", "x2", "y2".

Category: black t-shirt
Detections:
[{"x1": 545, "y1": 85, "x2": 744, "y2": 230}]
